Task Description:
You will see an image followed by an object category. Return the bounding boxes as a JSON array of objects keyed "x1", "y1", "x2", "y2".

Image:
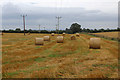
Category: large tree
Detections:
[{"x1": 70, "y1": 23, "x2": 82, "y2": 33}]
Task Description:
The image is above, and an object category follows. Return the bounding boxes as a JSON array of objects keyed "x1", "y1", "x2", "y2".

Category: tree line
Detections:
[{"x1": 1, "y1": 23, "x2": 120, "y2": 34}]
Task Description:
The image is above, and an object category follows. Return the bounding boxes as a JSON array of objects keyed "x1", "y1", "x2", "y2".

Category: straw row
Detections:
[{"x1": 35, "y1": 33, "x2": 101, "y2": 49}]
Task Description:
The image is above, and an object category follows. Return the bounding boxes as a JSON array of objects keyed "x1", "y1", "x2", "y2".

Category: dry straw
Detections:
[
  {"x1": 71, "y1": 35, "x2": 76, "y2": 40},
  {"x1": 44, "y1": 36, "x2": 50, "y2": 41},
  {"x1": 57, "y1": 36, "x2": 64, "y2": 43},
  {"x1": 51, "y1": 33, "x2": 55, "y2": 36},
  {"x1": 76, "y1": 33, "x2": 79, "y2": 37},
  {"x1": 89, "y1": 38, "x2": 101, "y2": 49},
  {"x1": 35, "y1": 38, "x2": 44, "y2": 45}
]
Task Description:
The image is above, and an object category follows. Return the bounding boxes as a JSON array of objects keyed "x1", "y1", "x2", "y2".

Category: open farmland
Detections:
[
  {"x1": 2, "y1": 33, "x2": 118, "y2": 78},
  {"x1": 90, "y1": 32, "x2": 119, "y2": 39}
]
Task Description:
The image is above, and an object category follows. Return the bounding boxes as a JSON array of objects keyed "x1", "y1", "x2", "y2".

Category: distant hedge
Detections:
[{"x1": 1, "y1": 23, "x2": 120, "y2": 33}]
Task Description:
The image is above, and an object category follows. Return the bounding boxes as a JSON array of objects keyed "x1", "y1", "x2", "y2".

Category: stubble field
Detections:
[
  {"x1": 90, "y1": 32, "x2": 119, "y2": 39},
  {"x1": 2, "y1": 33, "x2": 118, "y2": 78}
]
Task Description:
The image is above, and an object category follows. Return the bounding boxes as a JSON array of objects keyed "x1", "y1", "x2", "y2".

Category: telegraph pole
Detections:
[
  {"x1": 21, "y1": 15, "x2": 27, "y2": 35},
  {"x1": 56, "y1": 16, "x2": 62, "y2": 34},
  {"x1": 39, "y1": 25, "x2": 40, "y2": 33},
  {"x1": 56, "y1": 24, "x2": 58, "y2": 34}
]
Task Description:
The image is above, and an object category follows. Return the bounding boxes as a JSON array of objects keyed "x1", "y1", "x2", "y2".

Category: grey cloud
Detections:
[
  {"x1": 30, "y1": 2, "x2": 38, "y2": 4},
  {"x1": 2, "y1": 3, "x2": 117, "y2": 30}
]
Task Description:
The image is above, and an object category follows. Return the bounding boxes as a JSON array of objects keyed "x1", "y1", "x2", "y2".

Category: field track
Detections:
[{"x1": 2, "y1": 33, "x2": 118, "y2": 78}]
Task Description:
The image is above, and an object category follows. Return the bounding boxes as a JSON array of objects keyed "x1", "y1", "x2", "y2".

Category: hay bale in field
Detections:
[
  {"x1": 35, "y1": 38, "x2": 44, "y2": 45},
  {"x1": 62, "y1": 33, "x2": 66, "y2": 36},
  {"x1": 44, "y1": 36, "x2": 50, "y2": 41},
  {"x1": 76, "y1": 33, "x2": 79, "y2": 37},
  {"x1": 57, "y1": 36, "x2": 64, "y2": 43},
  {"x1": 51, "y1": 33, "x2": 55, "y2": 36},
  {"x1": 71, "y1": 35, "x2": 76, "y2": 40},
  {"x1": 0, "y1": 32, "x2": 3, "y2": 35},
  {"x1": 89, "y1": 38, "x2": 101, "y2": 49},
  {"x1": 28, "y1": 32, "x2": 30, "y2": 35}
]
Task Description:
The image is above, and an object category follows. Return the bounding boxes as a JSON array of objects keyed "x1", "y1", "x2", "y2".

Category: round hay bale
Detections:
[
  {"x1": 62, "y1": 33, "x2": 66, "y2": 36},
  {"x1": 51, "y1": 33, "x2": 55, "y2": 36},
  {"x1": 44, "y1": 36, "x2": 50, "y2": 41},
  {"x1": 71, "y1": 35, "x2": 76, "y2": 40},
  {"x1": 0, "y1": 32, "x2": 3, "y2": 35},
  {"x1": 0, "y1": 33, "x2": 3, "y2": 35},
  {"x1": 76, "y1": 33, "x2": 79, "y2": 37},
  {"x1": 35, "y1": 38, "x2": 44, "y2": 45},
  {"x1": 89, "y1": 38, "x2": 101, "y2": 49},
  {"x1": 57, "y1": 36, "x2": 64, "y2": 43},
  {"x1": 28, "y1": 32, "x2": 30, "y2": 35}
]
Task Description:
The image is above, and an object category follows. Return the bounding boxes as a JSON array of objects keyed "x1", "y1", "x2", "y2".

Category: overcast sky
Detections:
[{"x1": 1, "y1": 0, "x2": 119, "y2": 30}]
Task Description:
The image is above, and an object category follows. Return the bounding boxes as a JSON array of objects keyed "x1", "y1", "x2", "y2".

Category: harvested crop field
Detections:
[
  {"x1": 90, "y1": 32, "x2": 119, "y2": 39},
  {"x1": 2, "y1": 33, "x2": 118, "y2": 78}
]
